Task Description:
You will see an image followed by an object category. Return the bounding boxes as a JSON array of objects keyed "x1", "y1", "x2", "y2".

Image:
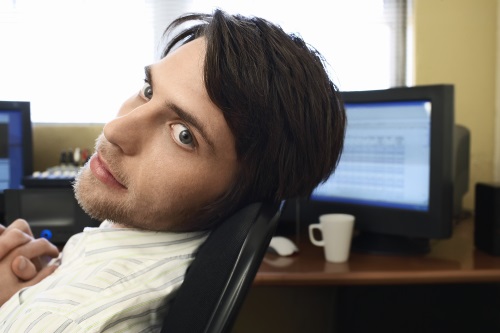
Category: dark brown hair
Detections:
[{"x1": 162, "y1": 9, "x2": 346, "y2": 228}]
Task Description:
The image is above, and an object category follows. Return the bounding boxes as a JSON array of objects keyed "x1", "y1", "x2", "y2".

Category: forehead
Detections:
[{"x1": 152, "y1": 38, "x2": 207, "y2": 99}]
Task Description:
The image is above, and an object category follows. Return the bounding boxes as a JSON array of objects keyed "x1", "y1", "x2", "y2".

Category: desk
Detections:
[
  {"x1": 234, "y1": 217, "x2": 500, "y2": 333},
  {"x1": 255, "y1": 217, "x2": 500, "y2": 285}
]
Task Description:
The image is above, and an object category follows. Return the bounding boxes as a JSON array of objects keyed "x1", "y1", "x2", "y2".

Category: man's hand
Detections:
[{"x1": 0, "y1": 219, "x2": 60, "y2": 306}]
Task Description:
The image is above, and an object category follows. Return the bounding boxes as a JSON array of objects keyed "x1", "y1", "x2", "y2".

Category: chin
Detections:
[
  {"x1": 75, "y1": 172, "x2": 171, "y2": 231},
  {"x1": 73, "y1": 167, "x2": 123, "y2": 224}
]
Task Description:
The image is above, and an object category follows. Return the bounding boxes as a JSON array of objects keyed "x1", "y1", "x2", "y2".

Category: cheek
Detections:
[{"x1": 136, "y1": 153, "x2": 237, "y2": 212}]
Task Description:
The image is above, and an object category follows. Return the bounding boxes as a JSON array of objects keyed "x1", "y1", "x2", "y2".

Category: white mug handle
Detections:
[{"x1": 308, "y1": 224, "x2": 325, "y2": 247}]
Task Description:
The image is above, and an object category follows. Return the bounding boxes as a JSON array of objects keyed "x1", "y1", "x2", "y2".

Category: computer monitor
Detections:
[
  {"x1": 0, "y1": 101, "x2": 33, "y2": 192},
  {"x1": 0, "y1": 101, "x2": 33, "y2": 224},
  {"x1": 299, "y1": 85, "x2": 455, "y2": 255}
]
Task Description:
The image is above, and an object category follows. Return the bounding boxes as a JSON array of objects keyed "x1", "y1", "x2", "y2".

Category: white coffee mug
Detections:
[{"x1": 308, "y1": 213, "x2": 355, "y2": 263}]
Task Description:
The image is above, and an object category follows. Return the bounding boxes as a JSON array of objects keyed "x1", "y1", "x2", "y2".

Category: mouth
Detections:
[{"x1": 89, "y1": 153, "x2": 127, "y2": 190}]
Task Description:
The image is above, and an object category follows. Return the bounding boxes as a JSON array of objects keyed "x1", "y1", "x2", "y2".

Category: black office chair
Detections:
[{"x1": 161, "y1": 201, "x2": 283, "y2": 333}]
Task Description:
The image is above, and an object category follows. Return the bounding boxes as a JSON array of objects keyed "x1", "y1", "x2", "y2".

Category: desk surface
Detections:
[{"x1": 255, "y1": 217, "x2": 500, "y2": 286}]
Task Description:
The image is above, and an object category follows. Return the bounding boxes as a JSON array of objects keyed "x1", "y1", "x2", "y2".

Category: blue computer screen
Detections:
[
  {"x1": 312, "y1": 100, "x2": 432, "y2": 212},
  {"x1": 0, "y1": 111, "x2": 24, "y2": 191}
]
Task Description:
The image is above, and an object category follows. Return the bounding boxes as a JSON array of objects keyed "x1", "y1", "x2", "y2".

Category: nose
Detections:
[{"x1": 103, "y1": 101, "x2": 154, "y2": 155}]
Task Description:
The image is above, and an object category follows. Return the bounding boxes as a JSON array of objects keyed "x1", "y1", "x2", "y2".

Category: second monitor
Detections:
[{"x1": 298, "y1": 84, "x2": 461, "y2": 255}]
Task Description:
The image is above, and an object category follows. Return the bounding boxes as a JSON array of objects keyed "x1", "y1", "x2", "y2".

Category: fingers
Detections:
[
  {"x1": 20, "y1": 265, "x2": 59, "y2": 289},
  {"x1": 11, "y1": 256, "x2": 37, "y2": 281},
  {"x1": 0, "y1": 228, "x2": 31, "y2": 260},
  {"x1": 21, "y1": 238, "x2": 60, "y2": 259},
  {"x1": 6, "y1": 219, "x2": 34, "y2": 237},
  {"x1": 0, "y1": 220, "x2": 35, "y2": 260},
  {"x1": 14, "y1": 238, "x2": 60, "y2": 271}
]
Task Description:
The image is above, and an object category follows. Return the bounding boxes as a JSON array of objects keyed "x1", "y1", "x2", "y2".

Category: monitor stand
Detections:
[{"x1": 351, "y1": 231, "x2": 430, "y2": 255}]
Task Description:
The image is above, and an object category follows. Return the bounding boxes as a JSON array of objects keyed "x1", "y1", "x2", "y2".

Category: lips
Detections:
[{"x1": 89, "y1": 153, "x2": 127, "y2": 190}]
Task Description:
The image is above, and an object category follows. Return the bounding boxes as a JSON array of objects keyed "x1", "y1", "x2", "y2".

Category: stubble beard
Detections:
[
  {"x1": 73, "y1": 161, "x2": 135, "y2": 227},
  {"x1": 73, "y1": 160, "x2": 189, "y2": 231}
]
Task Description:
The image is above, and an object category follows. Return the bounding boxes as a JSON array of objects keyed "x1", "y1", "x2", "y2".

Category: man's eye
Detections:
[
  {"x1": 140, "y1": 82, "x2": 153, "y2": 100},
  {"x1": 171, "y1": 123, "x2": 196, "y2": 149}
]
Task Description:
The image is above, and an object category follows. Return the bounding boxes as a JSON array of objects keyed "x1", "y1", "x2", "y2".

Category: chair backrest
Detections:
[{"x1": 161, "y1": 201, "x2": 283, "y2": 333}]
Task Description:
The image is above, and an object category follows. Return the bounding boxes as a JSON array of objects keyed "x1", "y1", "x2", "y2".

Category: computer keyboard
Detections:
[
  {"x1": 23, "y1": 148, "x2": 90, "y2": 188},
  {"x1": 23, "y1": 165, "x2": 80, "y2": 188}
]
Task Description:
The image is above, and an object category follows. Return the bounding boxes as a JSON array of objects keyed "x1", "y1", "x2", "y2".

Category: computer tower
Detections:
[
  {"x1": 4, "y1": 188, "x2": 100, "y2": 244},
  {"x1": 474, "y1": 182, "x2": 500, "y2": 256}
]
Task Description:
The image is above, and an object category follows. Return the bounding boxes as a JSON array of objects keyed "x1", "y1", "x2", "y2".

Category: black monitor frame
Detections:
[
  {"x1": 299, "y1": 85, "x2": 454, "y2": 254},
  {"x1": 0, "y1": 101, "x2": 33, "y2": 223}
]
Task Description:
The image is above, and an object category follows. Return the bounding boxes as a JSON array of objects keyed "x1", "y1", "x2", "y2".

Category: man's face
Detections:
[{"x1": 74, "y1": 38, "x2": 239, "y2": 231}]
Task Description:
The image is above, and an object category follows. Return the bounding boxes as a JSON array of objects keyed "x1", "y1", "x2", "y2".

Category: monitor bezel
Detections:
[{"x1": 301, "y1": 85, "x2": 454, "y2": 240}]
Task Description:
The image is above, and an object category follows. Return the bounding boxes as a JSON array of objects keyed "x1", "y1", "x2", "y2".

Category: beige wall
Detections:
[
  {"x1": 32, "y1": 124, "x2": 103, "y2": 171},
  {"x1": 496, "y1": 2, "x2": 500, "y2": 181},
  {"x1": 412, "y1": 0, "x2": 499, "y2": 211}
]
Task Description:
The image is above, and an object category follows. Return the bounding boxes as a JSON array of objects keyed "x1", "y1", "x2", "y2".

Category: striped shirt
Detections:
[{"x1": 0, "y1": 221, "x2": 209, "y2": 332}]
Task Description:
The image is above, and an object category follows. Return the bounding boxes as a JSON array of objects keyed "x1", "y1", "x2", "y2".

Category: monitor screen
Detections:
[
  {"x1": 313, "y1": 100, "x2": 432, "y2": 212},
  {"x1": 0, "y1": 101, "x2": 33, "y2": 192},
  {"x1": 296, "y1": 85, "x2": 454, "y2": 255}
]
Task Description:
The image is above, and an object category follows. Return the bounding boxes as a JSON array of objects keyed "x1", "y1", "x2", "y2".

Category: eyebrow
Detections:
[
  {"x1": 144, "y1": 66, "x2": 152, "y2": 83},
  {"x1": 144, "y1": 66, "x2": 216, "y2": 153}
]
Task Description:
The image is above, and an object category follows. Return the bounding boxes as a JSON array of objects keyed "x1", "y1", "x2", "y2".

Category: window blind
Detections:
[{"x1": 0, "y1": 0, "x2": 408, "y2": 123}]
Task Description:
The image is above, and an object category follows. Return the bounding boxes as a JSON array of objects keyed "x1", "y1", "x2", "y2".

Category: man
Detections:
[{"x1": 0, "y1": 9, "x2": 346, "y2": 331}]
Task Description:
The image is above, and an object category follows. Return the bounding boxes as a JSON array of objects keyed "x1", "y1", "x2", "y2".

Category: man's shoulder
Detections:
[
  {"x1": 0, "y1": 229, "x2": 210, "y2": 332},
  {"x1": 0, "y1": 245, "x2": 194, "y2": 332}
]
